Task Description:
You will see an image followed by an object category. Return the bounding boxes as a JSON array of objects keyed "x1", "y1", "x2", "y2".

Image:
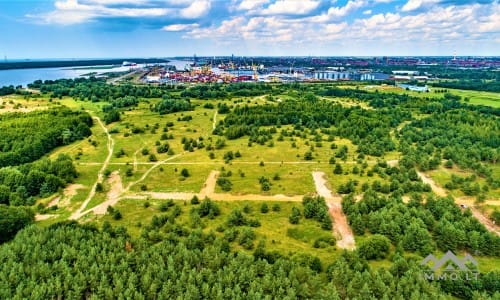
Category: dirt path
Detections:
[
  {"x1": 416, "y1": 171, "x2": 447, "y2": 197},
  {"x1": 467, "y1": 206, "x2": 500, "y2": 236},
  {"x1": 125, "y1": 153, "x2": 184, "y2": 191},
  {"x1": 312, "y1": 171, "x2": 356, "y2": 250},
  {"x1": 415, "y1": 172, "x2": 499, "y2": 236},
  {"x1": 35, "y1": 214, "x2": 56, "y2": 221},
  {"x1": 47, "y1": 196, "x2": 61, "y2": 207},
  {"x1": 212, "y1": 111, "x2": 218, "y2": 130},
  {"x1": 198, "y1": 170, "x2": 219, "y2": 198},
  {"x1": 85, "y1": 171, "x2": 124, "y2": 215},
  {"x1": 70, "y1": 116, "x2": 114, "y2": 220},
  {"x1": 78, "y1": 160, "x2": 367, "y2": 166}
]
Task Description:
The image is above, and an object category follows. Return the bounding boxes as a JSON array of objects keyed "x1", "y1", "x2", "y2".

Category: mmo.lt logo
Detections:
[{"x1": 420, "y1": 250, "x2": 479, "y2": 281}]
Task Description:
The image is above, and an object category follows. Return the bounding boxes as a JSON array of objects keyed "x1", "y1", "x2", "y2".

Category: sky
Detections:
[{"x1": 0, "y1": 0, "x2": 498, "y2": 58}]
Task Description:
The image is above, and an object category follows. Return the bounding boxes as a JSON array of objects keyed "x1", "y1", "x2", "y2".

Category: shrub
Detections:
[
  {"x1": 191, "y1": 195, "x2": 200, "y2": 205},
  {"x1": 180, "y1": 168, "x2": 190, "y2": 178},
  {"x1": 289, "y1": 207, "x2": 301, "y2": 224}
]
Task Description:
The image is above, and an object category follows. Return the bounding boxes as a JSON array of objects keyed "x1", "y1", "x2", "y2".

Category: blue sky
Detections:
[{"x1": 0, "y1": 0, "x2": 498, "y2": 58}]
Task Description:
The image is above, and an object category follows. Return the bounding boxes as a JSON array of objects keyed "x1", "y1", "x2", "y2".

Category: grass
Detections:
[
  {"x1": 94, "y1": 198, "x2": 341, "y2": 264},
  {"x1": 428, "y1": 164, "x2": 500, "y2": 200}
]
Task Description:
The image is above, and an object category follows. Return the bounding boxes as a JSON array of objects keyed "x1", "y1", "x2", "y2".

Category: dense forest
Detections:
[
  {"x1": 0, "y1": 108, "x2": 92, "y2": 167},
  {"x1": 0, "y1": 220, "x2": 473, "y2": 299},
  {"x1": 0, "y1": 154, "x2": 78, "y2": 208}
]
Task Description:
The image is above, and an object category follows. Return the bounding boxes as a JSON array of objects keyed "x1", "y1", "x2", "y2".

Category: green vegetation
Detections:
[
  {"x1": 0, "y1": 108, "x2": 92, "y2": 167},
  {"x1": 0, "y1": 77, "x2": 498, "y2": 299}
]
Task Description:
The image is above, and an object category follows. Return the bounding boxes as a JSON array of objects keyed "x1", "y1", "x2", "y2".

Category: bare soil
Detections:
[
  {"x1": 92, "y1": 171, "x2": 124, "y2": 215},
  {"x1": 312, "y1": 171, "x2": 356, "y2": 250}
]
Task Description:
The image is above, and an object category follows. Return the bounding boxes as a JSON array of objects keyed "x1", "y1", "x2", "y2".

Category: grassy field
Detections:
[
  {"x1": 6, "y1": 86, "x2": 497, "y2": 275},
  {"x1": 361, "y1": 84, "x2": 500, "y2": 108},
  {"x1": 93, "y1": 198, "x2": 341, "y2": 263}
]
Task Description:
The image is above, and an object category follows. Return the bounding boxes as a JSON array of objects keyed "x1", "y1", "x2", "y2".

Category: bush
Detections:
[
  {"x1": 191, "y1": 195, "x2": 200, "y2": 205},
  {"x1": 112, "y1": 209, "x2": 122, "y2": 220},
  {"x1": 181, "y1": 168, "x2": 190, "y2": 178},
  {"x1": 260, "y1": 203, "x2": 269, "y2": 213},
  {"x1": 358, "y1": 234, "x2": 391, "y2": 260},
  {"x1": 217, "y1": 177, "x2": 232, "y2": 191},
  {"x1": 272, "y1": 203, "x2": 281, "y2": 212},
  {"x1": 289, "y1": 207, "x2": 301, "y2": 224}
]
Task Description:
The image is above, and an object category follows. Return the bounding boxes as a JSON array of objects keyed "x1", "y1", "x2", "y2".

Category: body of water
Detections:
[{"x1": 0, "y1": 65, "x2": 137, "y2": 87}]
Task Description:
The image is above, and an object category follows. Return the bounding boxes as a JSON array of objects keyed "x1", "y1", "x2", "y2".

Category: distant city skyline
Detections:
[{"x1": 1, "y1": 0, "x2": 499, "y2": 59}]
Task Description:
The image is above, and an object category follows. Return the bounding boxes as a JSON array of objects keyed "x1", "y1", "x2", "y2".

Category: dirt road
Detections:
[
  {"x1": 70, "y1": 116, "x2": 114, "y2": 220},
  {"x1": 198, "y1": 170, "x2": 218, "y2": 198},
  {"x1": 312, "y1": 171, "x2": 356, "y2": 250},
  {"x1": 467, "y1": 206, "x2": 500, "y2": 236}
]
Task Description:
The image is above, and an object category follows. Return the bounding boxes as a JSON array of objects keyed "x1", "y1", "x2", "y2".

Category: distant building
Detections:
[
  {"x1": 359, "y1": 73, "x2": 390, "y2": 81},
  {"x1": 313, "y1": 71, "x2": 350, "y2": 80},
  {"x1": 392, "y1": 70, "x2": 419, "y2": 76}
]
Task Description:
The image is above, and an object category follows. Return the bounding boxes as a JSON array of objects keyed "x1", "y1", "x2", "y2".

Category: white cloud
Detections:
[
  {"x1": 81, "y1": 0, "x2": 149, "y2": 4},
  {"x1": 261, "y1": 0, "x2": 320, "y2": 15},
  {"x1": 401, "y1": 0, "x2": 439, "y2": 12},
  {"x1": 311, "y1": 0, "x2": 367, "y2": 22},
  {"x1": 180, "y1": 0, "x2": 211, "y2": 18},
  {"x1": 31, "y1": 0, "x2": 171, "y2": 24},
  {"x1": 162, "y1": 23, "x2": 199, "y2": 31},
  {"x1": 238, "y1": 0, "x2": 270, "y2": 10},
  {"x1": 363, "y1": 9, "x2": 372, "y2": 14}
]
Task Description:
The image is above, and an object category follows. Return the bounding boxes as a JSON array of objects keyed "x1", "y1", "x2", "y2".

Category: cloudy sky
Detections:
[{"x1": 0, "y1": 0, "x2": 498, "y2": 58}]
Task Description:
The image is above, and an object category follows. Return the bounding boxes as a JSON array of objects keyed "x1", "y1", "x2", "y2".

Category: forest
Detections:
[
  {"x1": 0, "y1": 108, "x2": 92, "y2": 167},
  {"x1": 0, "y1": 220, "x2": 481, "y2": 300}
]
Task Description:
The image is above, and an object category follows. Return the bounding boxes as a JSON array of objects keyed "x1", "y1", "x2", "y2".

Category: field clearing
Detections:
[
  {"x1": 0, "y1": 94, "x2": 57, "y2": 113},
  {"x1": 97, "y1": 198, "x2": 341, "y2": 263},
  {"x1": 449, "y1": 89, "x2": 500, "y2": 107}
]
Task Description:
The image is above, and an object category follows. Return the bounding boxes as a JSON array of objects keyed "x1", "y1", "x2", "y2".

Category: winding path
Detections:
[{"x1": 70, "y1": 116, "x2": 114, "y2": 220}]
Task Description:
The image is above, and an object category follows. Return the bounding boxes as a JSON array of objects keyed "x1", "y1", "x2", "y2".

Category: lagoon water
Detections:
[
  {"x1": 0, "y1": 65, "x2": 134, "y2": 88},
  {"x1": 0, "y1": 60, "x2": 190, "y2": 88}
]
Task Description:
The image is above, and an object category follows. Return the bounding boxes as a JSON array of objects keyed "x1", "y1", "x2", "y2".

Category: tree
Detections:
[
  {"x1": 357, "y1": 234, "x2": 391, "y2": 260},
  {"x1": 260, "y1": 203, "x2": 269, "y2": 213},
  {"x1": 0, "y1": 205, "x2": 34, "y2": 243},
  {"x1": 191, "y1": 195, "x2": 200, "y2": 205},
  {"x1": 180, "y1": 168, "x2": 190, "y2": 178},
  {"x1": 104, "y1": 109, "x2": 120, "y2": 124},
  {"x1": 289, "y1": 206, "x2": 301, "y2": 224},
  {"x1": 304, "y1": 151, "x2": 313, "y2": 161},
  {"x1": 334, "y1": 163, "x2": 343, "y2": 175},
  {"x1": 402, "y1": 220, "x2": 434, "y2": 255}
]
